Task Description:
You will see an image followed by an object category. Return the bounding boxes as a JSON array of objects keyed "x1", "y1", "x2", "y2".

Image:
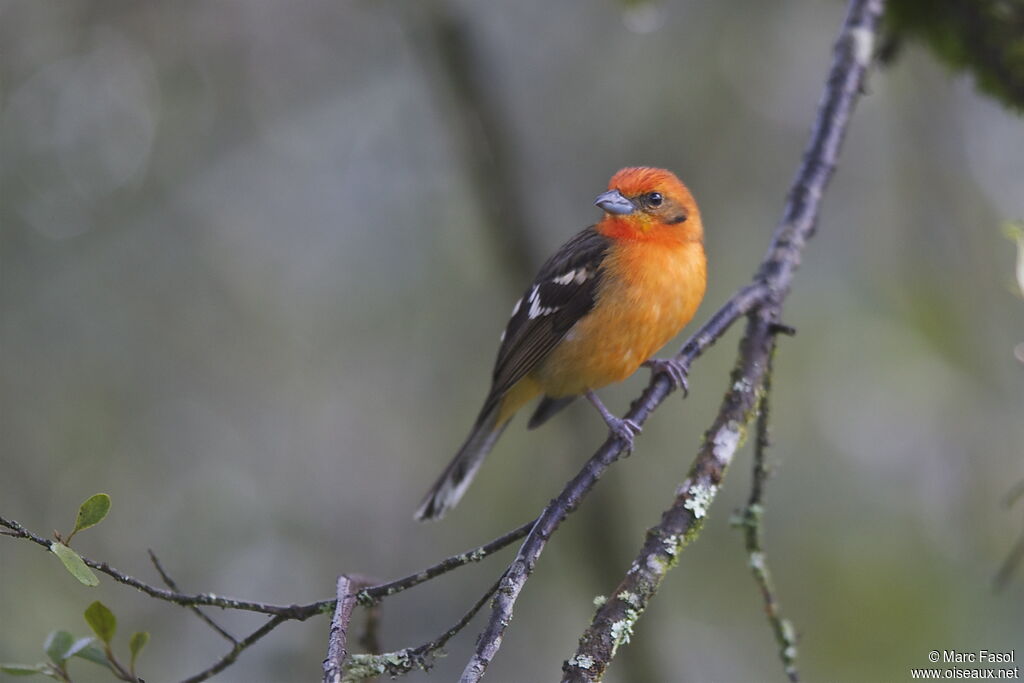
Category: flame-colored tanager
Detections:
[{"x1": 416, "y1": 167, "x2": 707, "y2": 520}]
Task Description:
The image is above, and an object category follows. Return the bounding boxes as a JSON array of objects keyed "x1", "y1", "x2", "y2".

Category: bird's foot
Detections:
[
  {"x1": 607, "y1": 416, "x2": 642, "y2": 454},
  {"x1": 585, "y1": 390, "x2": 642, "y2": 454},
  {"x1": 643, "y1": 357, "x2": 690, "y2": 397}
]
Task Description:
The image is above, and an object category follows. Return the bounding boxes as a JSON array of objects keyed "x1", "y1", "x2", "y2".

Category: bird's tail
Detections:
[{"x1": 414, "y1": 404, "x2": 508, "y2": 521}]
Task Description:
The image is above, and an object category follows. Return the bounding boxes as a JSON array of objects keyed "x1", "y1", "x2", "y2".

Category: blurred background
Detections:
[{"x1": 2, "y1": 1, "x2": 1022, "y2": 681}]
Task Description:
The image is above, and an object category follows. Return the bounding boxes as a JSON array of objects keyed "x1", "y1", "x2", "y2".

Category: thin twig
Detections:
[
  {"x1": 561, "y1": 1, "x2": 884, "y2": 679},
  {"x1": 358, "y1": 519, "x2": 534, "y2": 605},
  {"x1": 344, "y1": 580, "x2": 502, "y2": 681},
  {"x1": 0, "y1": 514, "x2": 531, "y2": 620},
  {"x1": 179, "y1": 615, "x2": 288, "y2": 683},
  {"x1": 734, "y1": 338, "x2": 800, "y2": 681},
  {"x1": 0, "y1": 515, "x2": 324, "y2": 618},
  {"x1": 148, "y1": 549, "x2": 238, "y2": 645}
]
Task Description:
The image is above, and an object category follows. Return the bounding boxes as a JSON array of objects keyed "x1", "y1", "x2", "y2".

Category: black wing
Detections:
[{"x1": 478, "y1": 226, "x2": 611, "y2": 418}]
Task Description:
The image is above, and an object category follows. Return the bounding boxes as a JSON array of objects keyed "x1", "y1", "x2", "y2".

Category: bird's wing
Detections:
[{"x1": 481, "y1": 226, "x2": 611, "y2": 415}]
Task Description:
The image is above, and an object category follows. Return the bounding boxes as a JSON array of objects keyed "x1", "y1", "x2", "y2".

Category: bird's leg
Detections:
[
  {"x1": 584, "y1": 390, "x2": 641, "y2": 453},
  {"x1": 643, "y1": 357, "x2": 690, "y2": 397}
]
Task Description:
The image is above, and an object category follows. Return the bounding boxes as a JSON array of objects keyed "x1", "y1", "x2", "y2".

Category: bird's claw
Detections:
[
  {"x1": 608, "y1": 417, "x2": 642, "y2": 454},
  {"x1": 643, "y1": 358, "x2": 690, "y2": 397},
  {"x1": 584, "y1": 389, "x2": 642, "y2": 454}
]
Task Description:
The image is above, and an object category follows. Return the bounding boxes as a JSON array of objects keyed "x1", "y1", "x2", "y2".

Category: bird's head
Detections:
[{"x1": 594, "y1": 167, "x2": 702, "y2": 244}]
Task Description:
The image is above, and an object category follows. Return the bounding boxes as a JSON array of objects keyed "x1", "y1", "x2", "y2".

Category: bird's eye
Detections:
[{"x1": 647, "y1": 192, "x2": 663, "y2": 207}]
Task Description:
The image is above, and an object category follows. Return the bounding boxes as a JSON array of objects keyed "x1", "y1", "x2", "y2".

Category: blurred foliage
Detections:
[
  {"x1": 1, "y1": 628, "x2": 101, "y2": 681},
  {"x1": 0, "y1": 604, "x2": 148, "y2": 682},
  {"x1": 885, "y1": 0, "x2": 1024, "y2": 110}
]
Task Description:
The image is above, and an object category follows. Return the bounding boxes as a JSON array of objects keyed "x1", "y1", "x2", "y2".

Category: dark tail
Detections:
[
  {"x1": 527, "y1": 395, "x2": 576, "y2": 429},
  {"x1": 414, "y1": 404, "x2": 508, "y2": 521}
]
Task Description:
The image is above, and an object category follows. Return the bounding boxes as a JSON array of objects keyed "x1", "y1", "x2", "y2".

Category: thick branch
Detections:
[{"x1": 324, "y1": 576, "x2": 360, "y2": 683}]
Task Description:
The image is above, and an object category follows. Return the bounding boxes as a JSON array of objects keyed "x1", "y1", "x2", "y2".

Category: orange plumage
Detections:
[{"x1": 416, "y1": 167, "x2": 707, "y2": 520}]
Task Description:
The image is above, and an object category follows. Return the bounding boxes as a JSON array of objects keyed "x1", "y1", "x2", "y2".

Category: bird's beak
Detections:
[{"x1": 594, "y1": 189, "x2": 635, "y2": 215}]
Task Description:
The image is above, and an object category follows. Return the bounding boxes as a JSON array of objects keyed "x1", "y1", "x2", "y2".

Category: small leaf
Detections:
[
  {"x1": 128, "y1": 631, "x2": 149, "y2": 669},
  {"x1": 65, "y1": 637, "x2": 94, "y2": 660},
  {"x1": 83, "y1": 601, "x2": 116, "y2": 645},
  {"x1": 72, "y1": 645, "x2": 112, "y2": 669},
  {"x1": 72, "y1": 493, "x2": 111, "y2": 537},
  {"x1": 0, "y1": 663, "x2": 49, "y2": 676},
  {"x1": 43, "y1": 630, "x2": 73, "y2": 664},
  {"x1": 51, "y1": 542, "x2": 99, "y2": 587}
]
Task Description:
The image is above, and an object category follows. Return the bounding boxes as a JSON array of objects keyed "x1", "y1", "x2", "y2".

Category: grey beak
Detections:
[{"x1": 594, "y1": 189, "x2": 635, "y2": 215}]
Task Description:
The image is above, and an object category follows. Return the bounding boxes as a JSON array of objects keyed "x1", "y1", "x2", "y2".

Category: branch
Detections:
[
  {"x1": 179, "y1": 615, "x2": 288, "y2": 683},
  {"x1": 733, "y1": 336, "x2": 800, "y2": 681},
  {"x1": 343, "y1": 579, "x2": 501, "y2": 681},
  {"x1": 0, "y1": 514, "x2": 531, "y2": 618},
  {"x1": 357, "y1": 519, "x2": 534, "y2": 605},
  {"x1": 148, "y1": 549, "x2": 237, "y2": 645},
  {"x1": 324, "y1": 576, "x2": 361, "y2": 683},
  {"x1": 0, "y1": 514, "x2": 325, "y2": 618},
  {"x1": 562, "y1": 1, "x2": 884, "y2": 679}
]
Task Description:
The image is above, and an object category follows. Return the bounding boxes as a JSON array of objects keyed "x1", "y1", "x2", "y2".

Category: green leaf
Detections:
[
  {"x1": 83, "y1": 601, "x2": 116, "y2": 645},
  {"x1": 51, "y1": 542, "x2": 99, "y2": 587},
  {"x1": 0, "y1": 663, "x2": 49, "y2": 676},
  {"x1": 72, "y1": 645, "x2": 112, "y2": 669},
  {"x1": 65, "y1": 637, "x2": 94, "y2": 660},
  {"x1": 71, "y1": 493, "x2": 111, "y2": 537},
  {"x1": 43, "y1": 630, "x2": 73, "y2": 664},
  {"x1": 128, "y1": 631, "x2": 149, "y2": 669}
]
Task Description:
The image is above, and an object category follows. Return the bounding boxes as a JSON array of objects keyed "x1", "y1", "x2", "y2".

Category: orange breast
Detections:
[{"x1": 532, "y1": 238, "x2": 706, "y2": 397}]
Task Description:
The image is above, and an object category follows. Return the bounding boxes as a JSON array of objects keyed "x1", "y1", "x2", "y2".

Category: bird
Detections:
[{"x1": 415, "y1": 167, "x2": 707, "y2": 521}]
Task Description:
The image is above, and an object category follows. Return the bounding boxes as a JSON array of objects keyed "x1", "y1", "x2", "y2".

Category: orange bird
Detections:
[{"x1": 415, "y1": 167, "x2": 707, "y2": 520}]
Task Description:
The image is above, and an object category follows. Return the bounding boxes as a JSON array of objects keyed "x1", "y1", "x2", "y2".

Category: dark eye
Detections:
[{"x1": 647, "y1": 192, "x2": 663, "y2": 207}]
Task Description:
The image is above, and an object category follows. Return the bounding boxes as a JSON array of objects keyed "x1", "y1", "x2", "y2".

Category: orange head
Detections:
[{"x1": 594, "y1": 167, "x2": 702, "y2": 244}]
